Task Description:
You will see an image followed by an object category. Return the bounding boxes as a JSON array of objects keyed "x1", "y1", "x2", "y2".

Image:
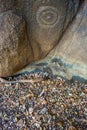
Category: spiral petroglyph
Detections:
[{"x1": 36, "y1": 6, "x2": 59, "y2": 27}]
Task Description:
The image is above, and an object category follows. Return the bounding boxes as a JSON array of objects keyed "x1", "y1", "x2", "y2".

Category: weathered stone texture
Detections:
[
  {"x1": 23, "y1": 0, "x2": 87, "y2": 81},
  {"x1": 0, "y1": 0, "x2": 87, "y2": 81},
  {"x1": 0, "y1": 0, "x2": 16, "y2": 13},
  {"x1": 0, "y1": 11, "x2": 33, "y2": 76}
]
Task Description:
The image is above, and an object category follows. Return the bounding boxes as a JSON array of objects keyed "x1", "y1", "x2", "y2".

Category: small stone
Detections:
[
  {"x1": 41, "y1": 99, "x2": 47, "y2": 105},
  {"x1": 34, "y1": 122, "x2": 40, "y2": 128},
  {"x1": 39, "y1": 108, "x2": 48, "y2": 115},
  {"x1": 68, "y1": 126, "x2": 76, "y2": 130},
  {"x1": 17, "y1": 119, "x2": 24, "y2": 127},
  {"x1": 80, "y1": 92, "x2": 85, "y2": 96},
  {"x1": 29, "y1": 107, "x2": 33, "y2": 114}
]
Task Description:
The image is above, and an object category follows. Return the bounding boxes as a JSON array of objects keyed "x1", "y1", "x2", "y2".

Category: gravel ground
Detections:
[{"x1": 0, "y1": 72, "x2": 87, "y2": 130}]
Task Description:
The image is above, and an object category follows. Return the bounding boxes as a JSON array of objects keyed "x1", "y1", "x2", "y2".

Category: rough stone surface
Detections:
[
  {"x1": 0, "y1": 0, "x2": 87, "y2": 81},
  {"x1": 0, "y1": 11, "x2": 33, "y2": 77},
  {"x1": 0, "y1": 0, "x2": 16, "y2": 13},
  {"x1": 19, "y1": 1, "x2": 87, "y2": 81}
]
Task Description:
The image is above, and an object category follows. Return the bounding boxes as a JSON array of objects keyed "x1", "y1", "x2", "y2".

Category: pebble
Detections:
[
  {"x1": 68, "y1": 126, "x2": 76, "y2": 130},
  {"x1": 29, "y1": 107, "x2": 33, "y2": 114},
  {"x1": 0, "y1": 72, "x2": 86, "y2": 130}
]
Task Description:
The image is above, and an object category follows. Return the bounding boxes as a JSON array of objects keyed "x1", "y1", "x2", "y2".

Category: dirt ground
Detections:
[{"x1": 0, "y1": 72, "x2": 87, "y2": 130}]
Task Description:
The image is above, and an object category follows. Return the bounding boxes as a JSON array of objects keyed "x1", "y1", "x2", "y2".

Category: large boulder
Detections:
[
  {"x1": 0, "y1": 0, "x2": 86, "y2": 80},
  {"x1": 22, "y1": 0, "x2": 87, "y2": 81},
  {"x1": 0, "y1": 11, "x2": 33, "y2": 77},
  {"x1": 16, "y1": 0, "x2": 80, "y2": 59}
]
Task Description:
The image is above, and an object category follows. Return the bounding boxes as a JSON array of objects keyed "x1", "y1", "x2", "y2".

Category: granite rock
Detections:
[
  {"x1": 1, "y1": 0, "x2": 86, "y2": 80},
  {"x1": 19, "y1": 1, "x2": 87, "y2": 81}
]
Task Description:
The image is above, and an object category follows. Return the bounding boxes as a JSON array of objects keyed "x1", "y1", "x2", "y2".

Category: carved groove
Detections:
[{"x1": 36, "y1": 6, "x2": 59, "y2": 27}]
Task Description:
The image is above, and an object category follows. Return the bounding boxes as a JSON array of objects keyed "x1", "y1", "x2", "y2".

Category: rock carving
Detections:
[
  {"x1": 36, "y1": 6, "x2": 59, "y2": 27},
  {"x1": 0, "y1": 0, "x2": 87, "y2": 81}
]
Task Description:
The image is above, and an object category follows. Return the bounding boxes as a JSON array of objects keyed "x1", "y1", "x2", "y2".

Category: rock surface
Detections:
[
  {"x1": 1, "y1": 0, "x2": 87, "y2": 81},
  {"x1": 45, "y1": 0, "x2": 87, "y2": 80},
  {"x1": 19, "y1": 1, "x2": 87, "y2": 81},
  {"x1": 0, "y1": 11, "x2": 33, "y2": 77}
]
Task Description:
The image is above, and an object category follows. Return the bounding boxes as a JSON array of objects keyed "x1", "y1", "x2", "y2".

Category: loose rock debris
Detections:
[{"x1": 0, "y1": 72, "x2": 87, "y2": 130}]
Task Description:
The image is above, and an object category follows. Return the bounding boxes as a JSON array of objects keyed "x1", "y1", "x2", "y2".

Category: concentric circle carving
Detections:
[{"x1": 36, "y1": 6, "x2": 59, "y2": 27}]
